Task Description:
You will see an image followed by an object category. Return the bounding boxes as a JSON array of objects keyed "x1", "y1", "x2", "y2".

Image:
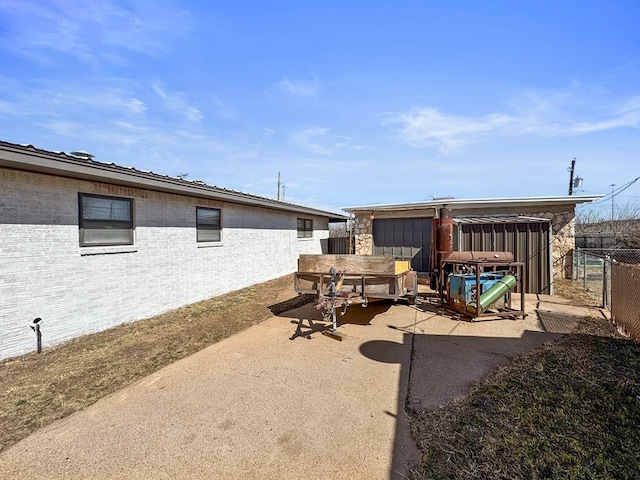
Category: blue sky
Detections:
[{"x1": 1, "y1": 1, "x2": 639, "y2": 216}]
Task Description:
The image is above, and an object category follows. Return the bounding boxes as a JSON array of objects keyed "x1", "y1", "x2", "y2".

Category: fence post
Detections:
[
  {"x1": 602, "y1": 255, "x2": 608, "y2": 309},
  {"x1": 582, "y1": 250, "x2": 587, "y2": 291}
]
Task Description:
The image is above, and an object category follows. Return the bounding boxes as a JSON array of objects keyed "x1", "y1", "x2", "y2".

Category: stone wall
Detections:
[
  {"x1": 526, "y1": 210, "x2": 576, "y2": 278},
  {"x1": 353, "y1": 216, "x2": 373, "y2": 255}
]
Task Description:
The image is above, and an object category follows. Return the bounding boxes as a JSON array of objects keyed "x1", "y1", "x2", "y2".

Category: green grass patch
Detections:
[{"x1": 410, "y1": 316, "x2": 640, "y2": 479}]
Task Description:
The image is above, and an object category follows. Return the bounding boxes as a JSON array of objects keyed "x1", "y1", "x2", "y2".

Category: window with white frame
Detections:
[
  {"x1": 196, "y1": 207, "x2": 221, "y2": 242},
  {"x1": 297, "y1": 218, "x2": 313, "y2": 238},
  {"x1": 79, "y1": 193, "x2": 134, "y2": 246}
]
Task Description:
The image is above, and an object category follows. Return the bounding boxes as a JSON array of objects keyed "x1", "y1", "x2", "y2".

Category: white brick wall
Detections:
[{"x1": 0, "y1": 168, "x2": 328, "y2": 360}]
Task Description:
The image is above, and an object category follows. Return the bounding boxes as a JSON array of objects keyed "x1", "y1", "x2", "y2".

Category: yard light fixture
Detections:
[
  {"x1": 30, "y1": 317, "x2": 42, "y2": 353},
  {"x1": 369, "y1": 212, "x2": 375, "y2": 220}
]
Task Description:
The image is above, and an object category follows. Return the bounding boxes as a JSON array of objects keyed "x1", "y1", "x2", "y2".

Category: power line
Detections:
[{"x1": 590, "y1": 176, "x2": 640, "y2": 205}]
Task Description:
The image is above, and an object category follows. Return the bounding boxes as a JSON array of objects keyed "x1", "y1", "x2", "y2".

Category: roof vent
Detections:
[{"x1": 69, "y1": 150, "x2": 94, "y2": 160}]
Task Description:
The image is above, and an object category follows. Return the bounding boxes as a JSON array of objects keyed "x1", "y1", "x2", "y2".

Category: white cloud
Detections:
[
  {"x1": 385, "y1": 107, "x2": 514, "y2": 152},
  {"x1": 386, "y1": 89, "x2": 640, "y2": 152},
  {"x1": 0, "y1": 0, "x2": 193, "y2": 66},
  {"x1": 0, "y1": 77, "x2": 146, "y2": 117},
  {"x1": 274, "y1": 77, "x2": 320, "y2": 97},
  {"x1": 290, "y1": 126, "x2": 351, "y2": 156},
  {"x1": 291, "y1": 126, "x2": 331, "y2": 155},
  {"x1": 562, "y1": 96, "x2": 640, "y2": 134},
  {"x1": 208, "y1": 95, "x2": 237, "y2": 120},
  {"x1": 152, "y1": 83, "x2": 202, "y2": 122}
]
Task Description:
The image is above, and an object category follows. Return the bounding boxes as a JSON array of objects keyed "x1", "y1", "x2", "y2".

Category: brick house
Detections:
[{"x1": 0, "y1": 141, "x2": 345, "y2": 360}]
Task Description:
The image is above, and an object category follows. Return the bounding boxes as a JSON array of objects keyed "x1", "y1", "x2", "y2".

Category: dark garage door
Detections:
[{"x1": 372, "y1": 218, "x2": 432, "y2": 272}]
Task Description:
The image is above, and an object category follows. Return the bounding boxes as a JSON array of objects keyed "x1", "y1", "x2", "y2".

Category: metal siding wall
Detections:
[
  {"x1": 460, "y1": 221, "x2": 550, "y2": 294},
  {"x1": 494, "y1": 223, "x2": 506, "y2": 252}
]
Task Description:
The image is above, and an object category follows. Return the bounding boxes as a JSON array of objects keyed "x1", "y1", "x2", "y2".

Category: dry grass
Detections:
[
  {"x1": 0, "y1": 275, "x2": 311, "y2": 453},
  {"x1": 410, "y1": 284, "x2": 640, "y2": 479},
  {"x1": 552, "y1": 277, "x2": 601, "y2": 307}
]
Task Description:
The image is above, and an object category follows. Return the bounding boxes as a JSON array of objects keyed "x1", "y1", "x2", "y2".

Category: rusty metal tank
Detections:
[
  {"x1": 431, "y1": 208, "x2": 454, "y2": 271},
  {"x1": 443, "y1": 251, "x2": 515, "y2": 262}
]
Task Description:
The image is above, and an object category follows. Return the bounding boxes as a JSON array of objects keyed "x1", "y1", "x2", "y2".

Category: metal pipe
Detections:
[{"x1": 467, "y1": 275, "x2": 517, "y2": 314}]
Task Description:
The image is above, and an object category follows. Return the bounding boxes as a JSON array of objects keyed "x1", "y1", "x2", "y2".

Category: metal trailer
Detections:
[{"x1": 294, "y1": 254, "x2": 419, "y2": 335}]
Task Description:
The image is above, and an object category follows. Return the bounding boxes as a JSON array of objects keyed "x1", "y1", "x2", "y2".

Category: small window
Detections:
[
  {"x1": 79, "y1": 193, "x2": 133, "y2": 246},
  {"x1": 297, "y1": 218, "x2": 313, "y2": 238},
  {"x1": 197, "y1": 207, "x2": 221, "y2": 242}
]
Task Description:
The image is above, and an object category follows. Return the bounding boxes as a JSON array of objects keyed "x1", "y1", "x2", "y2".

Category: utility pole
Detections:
[
  {"x1": 277, "y1": 171, "x2": 281, "y2": 201},
  {"x1": 568, "y1": 158, "x2": 576, "y2": 195},
  {"x1": 610, "y1": 183, "x2": 616, "y2": 224}
]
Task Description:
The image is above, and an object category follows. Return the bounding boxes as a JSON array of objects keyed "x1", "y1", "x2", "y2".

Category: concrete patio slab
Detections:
[
  {"x1": 0, "y1": 292, "x2": 598, "y2": 480},
  {"x1": 0, "y1": 301, "x2": 420, "y2": 480}
]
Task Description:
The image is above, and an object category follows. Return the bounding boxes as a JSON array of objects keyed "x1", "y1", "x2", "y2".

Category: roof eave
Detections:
[
  {"x1": 0, "y1": 142, "x2": 346, "y2": 219},
  {"x1": 343, "y1": 195, "x2": 605, "y2": 213}
]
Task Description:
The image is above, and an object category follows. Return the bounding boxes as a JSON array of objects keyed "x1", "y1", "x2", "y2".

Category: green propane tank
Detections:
[{"x1": 467, "y1": 274, "x2": 516, "y2": 314}]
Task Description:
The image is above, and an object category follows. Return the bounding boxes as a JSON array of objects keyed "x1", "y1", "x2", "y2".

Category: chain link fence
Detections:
[
  {"x1": 611, "y1": 263, "x2": 640, "y2": 342},
  {"x1": 572, "y1": 248, "x2": 640, "y2": 341},
  {"x1": 572, "y1": 249, "x2": 609, "y2": 307}
]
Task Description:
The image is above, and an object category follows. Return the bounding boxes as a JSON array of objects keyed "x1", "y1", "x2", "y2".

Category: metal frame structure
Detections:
[
  {"x1": 439, "y1": 258, "x2": 527, "y2": 320},
  {"x1": 294, "y1": 267, "x2": 418, "y2": 332}
]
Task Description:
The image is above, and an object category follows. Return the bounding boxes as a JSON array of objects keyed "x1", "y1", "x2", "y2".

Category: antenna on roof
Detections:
[
  {"x1": 177, "y1": 173, "x2": 189, "y2": 180},
  {"x1": 69, "y1": 150, "x2": 94, "y2": 160}
]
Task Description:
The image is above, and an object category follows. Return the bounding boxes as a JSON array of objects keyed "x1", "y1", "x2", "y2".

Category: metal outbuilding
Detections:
[{"x1": 344, "y1": 195, "x2": 603, "y2": 294}]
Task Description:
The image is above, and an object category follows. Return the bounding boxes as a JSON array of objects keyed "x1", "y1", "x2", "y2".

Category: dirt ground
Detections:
[{"x1": 0, "y1": 274, "x2": 312, "y2": 452}]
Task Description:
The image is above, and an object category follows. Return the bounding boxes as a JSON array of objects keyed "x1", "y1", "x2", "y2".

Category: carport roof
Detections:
[
  {"x1": 343, "y1": 195, "x2": 603, "y2": 213},
  {"x1": 453, "y1": 215, "x2": 550, "y2": 224}
]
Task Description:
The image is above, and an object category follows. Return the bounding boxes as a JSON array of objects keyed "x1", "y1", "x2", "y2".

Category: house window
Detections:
[
  {"x1": 79, "y1": 193, "x2": 134, "y2": 246},
  {"x1": 197, "y1": 207, "x2": 221, "y2": 242},
  {"x1": 297, "y1": 218, "x2": 313, "y2": 238}
]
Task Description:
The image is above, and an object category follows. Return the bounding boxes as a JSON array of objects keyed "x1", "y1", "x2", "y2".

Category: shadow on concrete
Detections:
[
  {"x1": 359, "y1": 333, "x2": 419, "y2": 480},
  {"x1": 268, "y1": 294, "x2": 316, "y2": 316},
  {"x1": 358, "y1": 296, "x2": 568, "y2": 479},
  {"x1": 405, "y1": 328, "x2": 560, "y2": 413},
  {"x1": 280, "y1": 300, "x2": 393, "y2": 340},
  {"x1": 274, "y1": 292, "x2": 585, "y2": 479}
]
